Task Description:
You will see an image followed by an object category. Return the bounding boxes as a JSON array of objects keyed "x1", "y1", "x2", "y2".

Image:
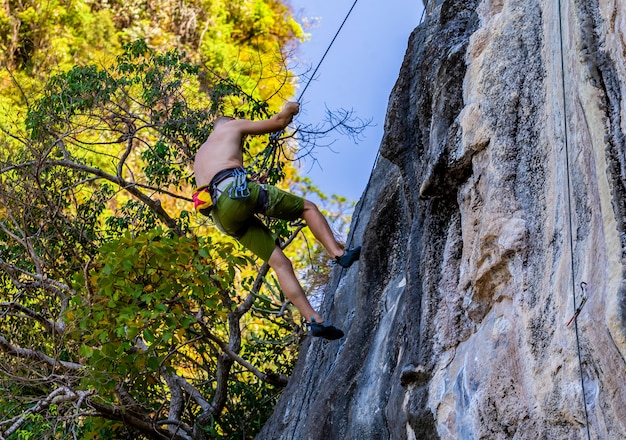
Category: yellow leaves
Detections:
[
  {"x1": 16, "y1": 6, "x2": 38, "y2": 25},
  {"x1": 0, "y1": 0, "x2": 317, "y2": 436},
  {"x1": 175, "y1": 327, "x2": 187, "y2": 341}
]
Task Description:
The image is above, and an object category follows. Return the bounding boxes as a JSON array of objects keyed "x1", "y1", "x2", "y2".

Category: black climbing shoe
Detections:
[
  {"x1": 335, "y1": 246, "x2": 361, "y2": 268},
  {"x1": 310, "y1": 319, "x2": 344, "y2": 340}
]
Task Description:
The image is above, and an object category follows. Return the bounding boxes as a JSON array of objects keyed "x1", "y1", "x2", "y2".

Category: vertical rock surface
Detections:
[{"x1": 257, "y1": 0, "x2": 626, "y2": 438}]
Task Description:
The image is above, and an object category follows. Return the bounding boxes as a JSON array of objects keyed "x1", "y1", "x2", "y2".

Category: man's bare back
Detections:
[{"x1": 193, "y1": 102, "x2": 300, "y2": 188}]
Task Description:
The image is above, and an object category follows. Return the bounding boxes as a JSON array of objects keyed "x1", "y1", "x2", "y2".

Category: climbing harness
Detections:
[
  {"x1": 228, "y1": 167, "x2": 250, "y2": 199},
  {"x1": 556, "y1": 0, "x2": 592, "y2": 436},
  {"x1": 194, "y1": 167, "x2": 251, "y2": 217}
]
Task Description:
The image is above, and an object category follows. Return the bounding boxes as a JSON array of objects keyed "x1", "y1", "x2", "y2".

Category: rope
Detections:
[
  {"x1": 294, "y1": 8, "x2": 436, "y2": 437},
  {"x1": 555, "y1": 0, "x2": 592, "y2": 438},
  {"x1": 259, "y1": 0, "x2": 361, "y2": 178},
  {"x1": 296, "y1": 0, "x2": 360, "y2": 103},
  {"x1": 324, "y1": 3, "x2": 429, "y2": 312}
]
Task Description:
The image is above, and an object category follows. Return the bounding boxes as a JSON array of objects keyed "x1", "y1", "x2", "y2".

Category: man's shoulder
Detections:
[{"x1": 205, "y1": 124, "x2": 243, "y2": 143}]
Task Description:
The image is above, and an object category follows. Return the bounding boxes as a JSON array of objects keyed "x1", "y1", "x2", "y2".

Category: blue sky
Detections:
[{"x1": 289, "y1": 0, "x2": 424, "y2": 202}]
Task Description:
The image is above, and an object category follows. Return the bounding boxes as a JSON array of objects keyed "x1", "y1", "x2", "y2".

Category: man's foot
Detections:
[
  {"x1": 310, "y1": 318, "x2": 344, "y2": 340},
  {"x1": 335, "y1": 246, "x2": 361, "y2": 268}
]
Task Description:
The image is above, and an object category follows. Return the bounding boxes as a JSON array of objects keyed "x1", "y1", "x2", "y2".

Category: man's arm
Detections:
[{"x1": 230, "y1": 102, "x2": 300, "y2": 136}]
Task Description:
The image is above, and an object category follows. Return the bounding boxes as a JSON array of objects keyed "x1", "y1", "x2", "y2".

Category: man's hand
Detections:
[{"x1": 283, "y1": 102, "x2": 300, "y2": 116}]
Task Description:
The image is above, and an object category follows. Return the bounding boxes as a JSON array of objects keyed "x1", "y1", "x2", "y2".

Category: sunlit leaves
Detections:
[
  {"x1": 0, "y1": 0, "x2": 354, "y2": 437},
  {"x1": 67, "y1": 228, "x2": 239, "y2": 396},
  {"x1": 25, "y1": 65, "x2": 116, "y2": 141}
]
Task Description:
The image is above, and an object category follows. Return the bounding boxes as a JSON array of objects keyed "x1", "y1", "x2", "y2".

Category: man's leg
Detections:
[
  {"x1": 268, "y1": 245, "x2": 322, "y2": 323},
  {"x1": 261, "y1": 186, "x2": 359, "y2": 266},
  {"x1": 268, "y1": 246, "x2": 344, "y2": 340},
  {"x1": 301, "y1": 200, "x2": 344, "y2": 259},
  {"x1": 301, "y1": 200, "x2": 361, "y2": 268}
]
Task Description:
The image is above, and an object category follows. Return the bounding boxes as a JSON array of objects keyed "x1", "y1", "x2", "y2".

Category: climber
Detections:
[{"x1": 193, "y1": 101, "x2": 361, "y2": 340}]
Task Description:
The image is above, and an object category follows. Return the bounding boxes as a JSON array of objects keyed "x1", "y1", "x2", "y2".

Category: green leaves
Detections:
[
  {"x1": 68, "y1": 228, "x2": 238, "y2": 395},
  {"x1": 0, "y1": 0, "x2": 320, "y2": 435},
  {"x1": 79, "y1": 344, "x2": 94, "y2": 359},
  {"x1": 26, "y1": 64, "x2": 116, "y2": 141}
]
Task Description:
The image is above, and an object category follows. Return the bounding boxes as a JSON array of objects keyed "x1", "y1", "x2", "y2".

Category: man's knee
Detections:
[
  {"x1": 302, "y1": 199, "x2": 320, "y2": 215},
  {"x1": 268, "y1": 247, "x2": 293, "y2": 271}
]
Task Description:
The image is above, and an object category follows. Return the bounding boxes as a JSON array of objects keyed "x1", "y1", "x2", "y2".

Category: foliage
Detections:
[
  {"x1": 0, "y1": 1, "x2": 362, "y2": 438},
  {"x1": 0, "y1": 37, "x2": 322, "y2": 439}
]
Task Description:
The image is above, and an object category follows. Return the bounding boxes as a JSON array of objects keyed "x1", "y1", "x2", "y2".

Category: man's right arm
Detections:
[{"x1": 230, "y1": 102, "x2": 300, "y2": 136}]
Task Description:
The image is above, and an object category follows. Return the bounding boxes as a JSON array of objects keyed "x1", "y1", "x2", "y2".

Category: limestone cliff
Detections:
[{"x1": 257, "y1": 0, "x2": 626, "y2": 438}]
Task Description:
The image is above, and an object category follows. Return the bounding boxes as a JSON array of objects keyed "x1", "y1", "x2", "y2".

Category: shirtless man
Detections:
[{"x1": 193, "y1": 102, "x2": 360, "y2": 340}]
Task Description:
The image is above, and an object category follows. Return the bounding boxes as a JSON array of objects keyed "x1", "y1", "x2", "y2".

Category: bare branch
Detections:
[
  {"x1": 87, "y1": 399, "x2": 177, "y2": 440},
  {"x1": 114, "y1": 384, "x2": 148, "y2": 414},
  {"x1": 196, "y1": 323, "x2": 288, "y2": 387},
  {"x1": 160, "y1": 370, "x2": 198, "y2": 440},
  {"x1": 1, "y1": 159, "x2": 192, "y2": 203},
  {"x1": 117, "y1": 129, "x2": 135, "y2": 180},
  {"x1": 0, "y1": 210, "x2": 45, "y2": 274},
  {"x1": 162, "y1": 370, "x2": 186, "y2": 438},
  {"x1": 170, "y1": 370, "x2": 216, "y2": 413},
  {"x1": 155, "y1": 420, "x2": 193, "y2": 440},
  {"x1": 0, "y1": 334, "x2": 82, "y2": 371},
  {"x1": 1, "y1": 387, "x2": 92, "y2": 439},
  {"x1": 0, "y1": 302, "x2": 65, "y2": 335},
  {"x1": 1, "y1": 158, "x2": 182, "y2": 234},
  {"x1": 0, "y1": 60, "x2": 30, "y2": 107},
  {"x1": 0, "y1": 254, "x2": 74, "y2": 299},
  {"x1": 160, "y1": 335, "x2": 204, "y2": 367},
  {"x1": 83, "y1": 256, "x2": 94, "y2": 300}
]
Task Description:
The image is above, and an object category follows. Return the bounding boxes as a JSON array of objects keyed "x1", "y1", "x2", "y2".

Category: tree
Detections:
[
  {"x1": 0, "y1": 0, "x2": 369, "y2": 435},
  {"x1": 0, "y1": 32, "x2": 365, "y2": 437},
  {"x1": 0, "y1": 39, "x2": 295, "y2": 439}
]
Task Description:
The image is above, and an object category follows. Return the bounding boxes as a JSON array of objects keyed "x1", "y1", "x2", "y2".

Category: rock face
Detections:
[{"x1": 257, "y1": 0, "x2": 626, "y2": 438}]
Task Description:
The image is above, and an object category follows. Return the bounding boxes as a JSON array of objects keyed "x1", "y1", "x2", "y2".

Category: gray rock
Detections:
[{"x1": 257, "y1": 0, "x2": 626, "y2": 438}]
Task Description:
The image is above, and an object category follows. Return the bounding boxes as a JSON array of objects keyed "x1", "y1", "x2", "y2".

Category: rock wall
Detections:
[{"x1": 257, "y1": 0, "x2": 626, "y2": 438}]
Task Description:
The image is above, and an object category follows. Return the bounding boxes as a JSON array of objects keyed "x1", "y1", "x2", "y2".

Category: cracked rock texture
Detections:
[{"x1": 257, "y1": 0, "x2": 626, "y2": 438}]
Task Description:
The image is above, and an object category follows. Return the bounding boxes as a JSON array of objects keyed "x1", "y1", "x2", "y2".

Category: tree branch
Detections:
[
  {"x1": 0, "y1": 302, "x2": 65, "y2": 335},
  {"x1": 0, "y1": 211, "x2": 45, "y2": 275},
  {"x1": 1, "y1": 387, "x2": 92, "y2": 439},
  {"x1": 155, "y1": 420, "x2": 194, "y2": 440},
  {"x1": 196, "y1": 323, "x2": 288, "y2": 387},
  {"x1": 0, "y1": 254, "x2": 74, "y2": 300},
  {"x1": 170, "y1": 369, "x2": 216, "y2": 414},
  {"x1": 88, "y1": 398, "x2": 184, "y2": 440},
  {"x1": 0, "y1": 334, "x2": 82, "y2": 371},
  {"x1": 114, "y1": 384, "x2": 149, "y2": 414},
  {"x1": 161, "y1": 370, "x2": 189, "y2": 440},
  {"x1": 1, "y1": 158, "x2": 182, "y2": 234},
  {"x1": 117, "y1": 126, "x2": 135, "y2": 181}
]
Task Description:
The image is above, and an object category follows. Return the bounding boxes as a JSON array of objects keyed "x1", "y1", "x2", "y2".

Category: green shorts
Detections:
[{"x1": 211, "y1": 181, "x2": 304, "y2": 261}]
